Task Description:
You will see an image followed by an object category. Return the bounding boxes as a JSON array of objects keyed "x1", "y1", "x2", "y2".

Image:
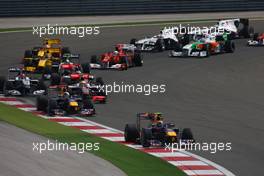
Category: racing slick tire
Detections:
[
  {"x1": 253, "y1": 33, "x2": 259, "y2": 41},
  {"x1": 130, "y1": 38, "x2": 137, "y2": 45},
  {"x1": 0, "y1": 76, "x2": 6, "y2": 92},
  {"x1": 248, "y1": 26, "x2": 254, "y2": 38},
  {"x1": 24, "y1": 50, "x2": 33, "y2": 58},
  {"x1": 81, "y1": 63, "x2": 90, "y2": 74},
  {"x1": 96, "y1": 77, "x2": 104, "y2": 85},
  {"x1": 173, "y1": 42, "x2": 182, "y2": 52},
  {"x1": 133, "y1": 53, "x2": 143, "y2": 67},
  {"x1": 156, "y1": 39, "x2": 165, "y2": 52},
  {"x1": 62, "y1": 47, "x2": 71, "y2": 55},
  {"x1": 36, "y1": 95, "x2": 48, "y2": 112},
  {"x1": 4, "y1": 81, "x2": 14, "y2": 96},
  {"x1": 83, "y1": 98, "x2": 94, "y2": 109},
  {"x1": 50, "y1": 73, "x2": 61, "y2": 86},
  {"x1": 37, "y1": 80, "x2": 47, "y2": 94},
  {"x1": 224, "y1": 40, "x2": 235, "y2": 53},
  {"x1": 90, "y1": 55, "x2": 97, "y2": 64},
  {"x1": 42, "y1": 66, "x2": 52, "y2": 79},
  {"x1": 141, "y1": 128, "x2": 152, "y2": 147},
  {"x1": 181, "y1": 128, "x2": 194, "y2": 141},
  {"x1": 48, "y1": 99, "x2": 57, "y2": 116},
  {"x1": 124, "y1": 124, "x2": 139, "y2": 142}
]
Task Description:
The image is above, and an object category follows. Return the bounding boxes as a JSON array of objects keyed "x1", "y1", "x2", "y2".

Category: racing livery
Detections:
[
  {"x1": 0, "y1": 67, "x2": 46, "y2": 96},
  {"x1": 170, "y1": 33, "x2": 235, "y2": 58},
  {"x1": 36, "y1": 85, "x2": 95, "y2": 116},
  {"x1": 90, "y1": 44, "x2": 143, "y2": 70},
  {"x1": 131, "y1": 27, "x2": 179, "y2": 52},
  {"x1": 124, "y1": 112, "x2": 194, "y2": 147}
]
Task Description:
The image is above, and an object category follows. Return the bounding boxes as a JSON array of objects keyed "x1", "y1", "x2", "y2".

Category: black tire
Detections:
[
  {"x1": 50, "y1": 73, "x2": 61, "y2": 86},
  {"x1": 156, "y1": 39, "x2": 165, "y2": 52},
  {"x1": 173, "y1": 42, "x2": 182, "y2": 52},
  {"x1": 141, "y1": 128, "x2": 152, "y2": 147},
  {"x1": 224, "y1": 40, "x2": 235, "y2": 53},
  {"x1": 48, "y1": 99, "x2": 57, "y2": 115},
  {"x1": 36, "y1": 95, "x2": 48, "y2": 112},
  {"x1": 81, "y1": 63, "x2": 90, "y2": 74},
  {"x1": 124, "y1": 124, "x2": 139, "y2": 142},
  {"x1": 4, "y1": 81, "x2": 14, "y2": 96},
  {"x1": 83, "y1": 98, "x2": 94, "y2": 109},
  {"x1": 90, "y1": 55, "x2": 97, "y2": 64},
  {"x1": 24, "y1": 50, "x2": 33, "y2": 58},
  {"x1": 0, "y1": 76, "x2": 6, "y2": 92},
  {"x1": 32, "y1": 47, "x2": 41, "y2": 57},
  {"x1": 61, "y1": 47, "x2": 71, "y2": 55},
  {"x1": 37, "y1": 80, "x2": 47, "y2": 93},
  {"x1": 43, "y1": 66, "x2": 51, "y2": 74},
  {"x1": 130, "y1": 38, "x2": 137, "y2": 45},
  {"x1": 253, "y1": 33, "x2": 259, "y2": 41},
  {"x1": 229, "y1": 32, "x2": 236, "y2": 40},
  {"x1": 248, "y1": 26, "x2": 254, "y2": 38},
  {"x1": 133, "y1": 53, "x2": 143, "y2": 67},
  {"x1": 181, "y1": 128, "x2": 194, "y2": 141},
  {"x1": 96, "y1": 77, "x2": 104, "y2": 85},
  {"x1": 42, "y1": 66, "x2": 52, "y2": 79}
]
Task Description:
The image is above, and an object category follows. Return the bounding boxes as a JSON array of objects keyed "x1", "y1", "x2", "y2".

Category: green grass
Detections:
[{"x1": 0, "y1": 102, "x2": 186, "y2": 176}]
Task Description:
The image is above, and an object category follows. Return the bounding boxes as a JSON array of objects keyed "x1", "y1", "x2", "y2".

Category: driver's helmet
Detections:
[
  {"x1": 156, "y1": 121, "x2": 163, "y2": 128},
  {"x1": 195, "y1": 34, "x2": 204, "y2": 41},
  {"x1": 64, "y1": 91, "x2": 70, "y2": 98},
  {"x1": 113, "y1": 51, "x2": 119, "y2": 56}
]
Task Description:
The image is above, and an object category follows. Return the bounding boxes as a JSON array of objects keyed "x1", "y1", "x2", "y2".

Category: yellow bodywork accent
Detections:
[
  {"x1": 46, "y1": 48, "x2": 61, "y2": 54},
  {"x1": 69, "y1": 101, "x2": 78, "y2": 107},
  {"x1": 24, "y1": 67, "x2": 36, "y2": 72},
  {"x1": 38, "y1": 50, "x2": 45, "y2": 57},
  {"x1": 38, "y1": 59, "x2": 47, "y2": 67},
  {"x1": 166, "y1": 131, "x2": 177, "y2": 137},
  {"x1": 44, "y1": 39, "x2": 61, "y2": 46}
]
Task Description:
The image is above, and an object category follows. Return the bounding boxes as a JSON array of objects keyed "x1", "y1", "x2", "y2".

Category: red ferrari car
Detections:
[{"x1": 90, "y1": 44, "x2": 143, "y2": 70}]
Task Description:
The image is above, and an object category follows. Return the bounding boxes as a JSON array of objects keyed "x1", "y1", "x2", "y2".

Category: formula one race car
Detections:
[
  {"x1": 216, "y1": 18, "x2": 254, "y2": 39},
  {"x1": 50, "y1": 57, "x2": 90, "y2": 86},
  {"x1": 124, "y1": 112, "x2": 194, "y2": 147},
  {"x1": 36, "y1": 85, "x2": 95, "y2": 116},
  {"x1": 23, "y1": 38, "x2": 71, "y2": 77},
  {"x1": 49, "y1": 58, "x2": 106, "y2": 103},
  {"x1": 170, "y1": 33, "x2": 235, "y2": 58},
  {"x1": 130, "y1": 27, "x2": 179, "y2": 52},
  {"x1": 247, "y1": 33, "x2": 264, "y2": 46},
  {"x1": 90, "y1": 44, "x2": 143, "y2": 70},
  {"x1": 0, "y1": 67, "x2": 46, "y2": 96}
]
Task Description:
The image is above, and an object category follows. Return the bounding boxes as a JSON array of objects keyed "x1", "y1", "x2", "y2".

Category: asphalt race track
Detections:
[
  {"x1": 0, "y1": 20, "x2": 264, "y2": 176},
  {"x1": 0, "y1": 122, "x2": 126, "y2": 176}
]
